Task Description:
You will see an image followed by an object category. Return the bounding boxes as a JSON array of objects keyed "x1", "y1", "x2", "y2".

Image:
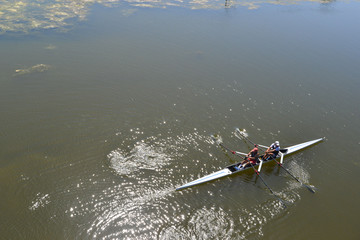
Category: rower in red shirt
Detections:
[{"x1": 239, "y1": 144, "x2": 259, "y2": 169}]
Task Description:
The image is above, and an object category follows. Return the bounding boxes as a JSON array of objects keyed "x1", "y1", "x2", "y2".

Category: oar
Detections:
[
  {"x1": 235, "y1": 128, "x2": 266, "y2": 148},
  {"x1": 210, "y1": 135, "x2": 247, "y2": 156},
  {"x1": 235, "y1": 129, "x2": 315, "y2": 193},
  {"x1": 235, "y1": 128, "x2": 287, "y2": 153},
  {"x1": 245, "y1": 159, "x2": 287, "y2": 208},
  {"x1": 269, "y1": 156, "x2": 315, "y2": 193},
  {"x1": 211, "y1": 135, "x2": 287, "y2": 208}
]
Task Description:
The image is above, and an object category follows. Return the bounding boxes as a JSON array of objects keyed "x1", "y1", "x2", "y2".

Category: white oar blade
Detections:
[
  {"x1": 210, "y1": 134, "x2": 223, "y2": 145},
  {"x1": 235, "y1": 128, "x2": 248, "y2": 139}
]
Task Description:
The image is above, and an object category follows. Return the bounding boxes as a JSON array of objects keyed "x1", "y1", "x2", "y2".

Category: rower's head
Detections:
[
  {"x1": 275, "y1": 141, "x2": 280, "y2": 146},
  {"x1": 254, "y1": 144, "x2": 258, "y2": 148}
]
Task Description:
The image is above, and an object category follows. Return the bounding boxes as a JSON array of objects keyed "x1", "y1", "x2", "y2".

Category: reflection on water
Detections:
[
  {"x1": 1, "y1": 0, "x2": 337, "y2": 34},
  {"x1": 0, "y1": 0, "x2": 117, "y2": 34},
  {"x1": 29, "y1": 193, "x2": 50, "y2": 211},
  {"x1": 160, "y1": 206, "x2": 235, "y2": 239},
  {"x1": 94, "y1": 128, "x2": 309, "y2": 239}
]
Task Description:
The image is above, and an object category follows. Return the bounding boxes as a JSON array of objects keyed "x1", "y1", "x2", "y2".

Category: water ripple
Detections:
[
  {"x1": 70, "y1": 128, "x2": 315, "y2": 239},
  {"x1": 159, "y1": 206, "x2": 235, "y2": 239},
  {"x1": 29, "y1": 193, "x2": 50, "y2": 211}
]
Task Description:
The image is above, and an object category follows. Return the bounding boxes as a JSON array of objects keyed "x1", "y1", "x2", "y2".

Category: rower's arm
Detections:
[{"x1": 267, "y1": 148, "x2": 275, "y2": 153}]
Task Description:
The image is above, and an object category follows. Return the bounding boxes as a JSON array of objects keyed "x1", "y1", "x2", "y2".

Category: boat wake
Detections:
[
  {"x1": 71, "y1": 127, "x2": 317, "y2": 239},
  {"x1": 158, "y1": 199, "x2": 290, "y2": 239},
  {"x1": 107, "y1": 141, "x2": 172, "y2": 175},
  {"x1": 159, "y1": 206, "x2": 235, "y2": 239},
  {"x1": 107, "y1": 129, "x2": 209, "y2": 176},
  {"x1": 84, "y1": 185, "x2": 175, "y2": 239}
]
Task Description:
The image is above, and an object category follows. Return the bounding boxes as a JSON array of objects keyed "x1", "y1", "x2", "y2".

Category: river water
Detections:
[{"x1": 1, "y1": 0, "x2": 360, "y2": 239}]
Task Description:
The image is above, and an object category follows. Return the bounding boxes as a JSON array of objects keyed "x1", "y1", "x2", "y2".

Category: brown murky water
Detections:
[{"x1": 1, "y1": 1, "x2": 360, "y2": 239}]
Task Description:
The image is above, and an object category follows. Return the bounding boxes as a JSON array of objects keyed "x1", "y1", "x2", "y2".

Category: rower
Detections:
[
  {"x1": 262, "y1": 141, "x2": 280, "y2": 160},
  {"x1": 239, "y1": 144, "x2": 259, "y2": 169}
]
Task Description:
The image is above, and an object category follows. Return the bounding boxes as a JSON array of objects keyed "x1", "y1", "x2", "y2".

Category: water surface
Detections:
[{"x1": 1, "y1": 0, "x2": 360, "y2": 239}]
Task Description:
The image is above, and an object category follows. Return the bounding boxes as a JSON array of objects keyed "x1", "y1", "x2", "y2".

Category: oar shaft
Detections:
[
  {"x1": 237, "y1": 131, "x2": 315, "y2": 194},
  {"x1": 211, "y1": 135, "x2": 247, "y2": 156},
  {"x1": 237, "y1": 129, "x2": 315, "y2": 193},
  {"x1": 213, "y1": 137, "x2": 287, "y2": 208},
  {"x1": 273, "y1": 159, "x2": 315, "y2": 193},
  {"x1": 236, "y1": 129, "x2": 266, "y2": 149},
  {"x1": 244, "y1": 158, "x2": 287, "y2": 208}
]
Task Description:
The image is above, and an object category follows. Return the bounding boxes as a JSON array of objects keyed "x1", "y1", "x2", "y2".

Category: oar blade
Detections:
[
  {"x1": 274, "y1": 158, "x2": 317, "y2": 194},
  {"x1": 304, "y1": 184, "x2": 316, "y2": 193},
  {"x1": 234, "y1": 128, "x2": 248, "y2": 139},
  {"x1": 210, "y1": 134, "x2": 222, "y2": 145}
]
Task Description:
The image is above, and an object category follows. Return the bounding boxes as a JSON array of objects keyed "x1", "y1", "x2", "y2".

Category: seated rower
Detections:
[
  {"x1": 262, "y1": 141, "x2": 280, "y2": 160},
  {"x1": 239, "y1": 144, "x2": 259, "y2": 169}
]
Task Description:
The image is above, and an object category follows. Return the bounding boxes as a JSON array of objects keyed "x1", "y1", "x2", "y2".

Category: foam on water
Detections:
[
  {"x1": 107, "y1": 142, "x2": 171, "y2": 175},
  {"x1": 107, "y1": 130, "x2": 210, "y2": 176},
  {"x1": 14, "y1": 64, "x2": 51, "y2": 76}
]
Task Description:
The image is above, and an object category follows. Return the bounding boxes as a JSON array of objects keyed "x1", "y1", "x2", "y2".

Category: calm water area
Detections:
[{"x1": 1, "y1": 0, "x2": 360, "y2": 239}]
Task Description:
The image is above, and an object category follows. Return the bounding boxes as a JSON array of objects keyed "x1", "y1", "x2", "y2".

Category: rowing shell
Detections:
[{"x1": 176, "y1": 138, "x2": 323, "y2": 191}]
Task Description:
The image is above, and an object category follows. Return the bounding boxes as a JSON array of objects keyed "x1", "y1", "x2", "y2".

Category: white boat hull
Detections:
[{"x1": 176, "y1": 138, "x2": 323, "y2": 190}]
